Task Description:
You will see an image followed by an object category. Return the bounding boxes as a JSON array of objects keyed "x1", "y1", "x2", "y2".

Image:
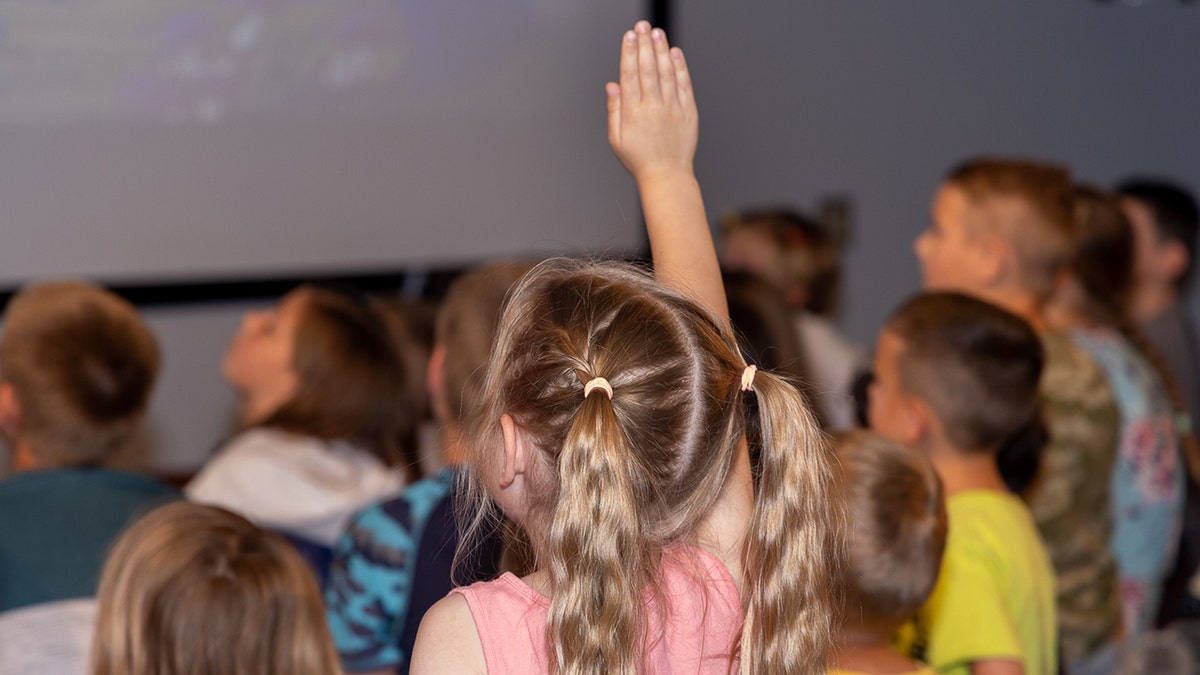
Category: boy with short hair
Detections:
[
  {"x1": 914, "y1": 159, "x2": 1121, "y2": 671},
  {"x1": 870, "y1": 291, "x2": 1057, "y2": 675},
  {"x1": 0, "y1": 281, "x2": 174, "y2": 609},
  {"x1": 0, "y1": 281, "x2": 176, "y2": 671},
  {"x1": 828, "y1": 428, "x2": 946, "y2": 675}
]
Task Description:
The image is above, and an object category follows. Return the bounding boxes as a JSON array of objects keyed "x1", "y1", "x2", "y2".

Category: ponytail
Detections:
[
  {"x1": 546, "y1": 380, "x2": 650, "y2": 675},
  {"x1": 739, "y1": 369, "x2": 840, "y2": 675}
]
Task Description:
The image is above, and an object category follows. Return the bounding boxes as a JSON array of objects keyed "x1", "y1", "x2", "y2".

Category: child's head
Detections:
[
  {"x1": 831, "y1": 429, "x2": 946, "y2": 635},
  {"x1": 1117, "y1": 178, "x2": 1199, "y2": 294},
  {"x1": 91, "y1": 502, "x2": 339, "y2": 675},
  {"x1": 869, "y1": 292, "x2": 1043, "y2": 455},
  {"x1": 916, "y1": 158, "x2": 1075, "y2": 304},
  {"x1": 465, "y1": 258, "x2": 837, "y2": 674},
  {"x1": 222, "y1": 285, "x2": 416, "y2": 474},
  {"x1": 720, "y1": 208, "x2": 841, "y2": 315},
  {"x1": 429, "y1": 261, "x2": 534, "y2": 431},
  {"x1": 0, "y1": 281, "x2": 159, "y2": 468}
]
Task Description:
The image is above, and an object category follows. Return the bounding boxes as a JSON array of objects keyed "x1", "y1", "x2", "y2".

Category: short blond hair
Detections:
[
  {"x1": 946, "y1": 158, "x2": 1076, "y2": 299},
  {"x1": 91, "y1": 502, "x2": 340, "y2": 675},
  {"x1": 0, "y1": 281, "x2": 158, "y2": 466}
]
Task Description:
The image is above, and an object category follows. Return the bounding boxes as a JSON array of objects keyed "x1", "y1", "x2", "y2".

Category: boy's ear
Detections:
[
  {"x1": 499, "y1": 413, "x2": 530, "y2": 488},
  {"x1": 1162, "y1": 240, "x2": 1191, "y2": 284},
  {"x1": 974, "y1": 233, "x2": 1010, "y2": 288},
  {"x1": 900, "y1": 396, "x2": 933, "y2": 447},
  {"x1": 0, "y1": 382, "x2": 20, "y2": 440}
]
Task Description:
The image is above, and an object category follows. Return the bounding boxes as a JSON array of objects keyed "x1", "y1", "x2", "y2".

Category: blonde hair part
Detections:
[{"x1": 90, "y1": 502, "x2": 341, "y2": 675}]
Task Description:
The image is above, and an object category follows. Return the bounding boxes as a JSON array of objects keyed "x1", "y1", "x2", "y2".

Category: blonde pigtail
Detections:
[
  {"x1": 739, "y1": 369, "x2": 841, "y2": 674},
  {"x1": 546, "y1": 386, "x2": 649, "y2": 675}
]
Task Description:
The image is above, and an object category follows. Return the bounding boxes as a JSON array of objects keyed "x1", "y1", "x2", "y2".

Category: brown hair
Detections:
[
  {"x1": 0, "y1": 281, "x2": 159, "y2": 467},
  {"x1": 1071, "y1": 186, "x2": 1200, "y2": 482},
  {"x1": 435, "y1": 261, "x2": 535, "y2": 426},
  {"x1": 946, "y1": 158, "x2": 1076, "y2": 299},
  {"x1": 831, "y1": 429, "x2": 947, "y2": 627},
  {"x1": 721, "y1": 208, "x2": 842, "y2": 315},
  {"x1": 886, "y1": 292, "x2": 1043, "y2": 454},
  {"x1": 723, "y1": 270, "x2": 822, "y2": 428},
  {"x1": 91, "y1": 502, "x2": 340, "y2": 675},
  {"x1": 260, "y1": 286, "x2": 418, "y2": 479},
  {"x1": 462, "y1": 259, "x2": 839, "y2": 675}
]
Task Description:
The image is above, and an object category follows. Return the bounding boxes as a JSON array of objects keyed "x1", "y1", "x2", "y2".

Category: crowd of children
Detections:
[{"x1": 0, "y1": 18, "x2": 1197, "y2": 675}]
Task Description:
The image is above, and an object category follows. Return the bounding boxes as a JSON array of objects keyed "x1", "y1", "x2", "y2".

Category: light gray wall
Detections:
[
  {"x1": 677, "y1": 0, "x2": 1200, "y2": 349},
  {"x1": 11, "y1": 3, "x2": 1199, "y2": 474}
]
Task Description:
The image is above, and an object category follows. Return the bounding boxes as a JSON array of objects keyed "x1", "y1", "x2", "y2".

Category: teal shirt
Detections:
[{"x1": 0, "y1": 468, "x2": 178, "y2": 612}]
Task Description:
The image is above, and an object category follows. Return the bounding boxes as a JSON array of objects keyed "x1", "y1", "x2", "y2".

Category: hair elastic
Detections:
[
  {"x1": 584, "y1": 376, "x2": 613, "y2": 400},
  {"x1": 740, "y1": 365, "x2": 757, "y2": 392}
]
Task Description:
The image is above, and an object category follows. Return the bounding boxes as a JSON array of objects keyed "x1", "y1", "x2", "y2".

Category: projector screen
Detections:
[{"x1": 0, "y1": 0, "x2": 646, "y2": 285}]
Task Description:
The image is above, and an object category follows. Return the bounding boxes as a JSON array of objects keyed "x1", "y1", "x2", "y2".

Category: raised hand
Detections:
[
  {"x1": 606, "y1": 21, "x2": 698, "y2": 183},
  {"x1": 608, "y1": 21, "x2": 726, "y2": 323}
]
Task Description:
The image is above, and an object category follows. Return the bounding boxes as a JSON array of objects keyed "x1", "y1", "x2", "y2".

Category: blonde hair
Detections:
[
  {"x1": 946, "y1": 158, "x2": 1076, "y2": 299},
  {"x1": 91, "y1": 502, "x2": 340, "y2": 675},
  {"x1": 462, "y1": 259, "x2": 839, "y2": 674},
  {"x1": 0, "y1": 281, "x2": 159, "y2": 467},
  {"x1": 435, "y1": 261, "x2": 535, "y2": 425}
]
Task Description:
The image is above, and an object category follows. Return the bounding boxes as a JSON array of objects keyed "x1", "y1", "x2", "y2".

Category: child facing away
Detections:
[
  {"x1": 90, "y1": 501, "x2": 341, "y2": 675},
  {"x1": 827, "y1": 429, "x2": 946, "y2": 675},
  {"x1": 869, "y1": 292, "x2": 1057, "y2": 675},
  {"x1": 411, "y1": 21, "x2": 840, "y2": 675},
  {"x1": 0, "y1": 281, "x2": 177, "y2": 674},
  {"x1": 325, "y1": 261, "x2": 532, "y2": 674},
  {"x1": 914, "y1": 159, "x2": 1121, "y2": 672}
]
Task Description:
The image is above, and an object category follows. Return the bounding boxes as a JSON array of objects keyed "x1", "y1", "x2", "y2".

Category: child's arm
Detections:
[
  {"x1": 607, "y1": 21, "x2": 728, "y2": 323},
  {"x1": 409, "y1": 594, "x2": 486, "y2": 675}
]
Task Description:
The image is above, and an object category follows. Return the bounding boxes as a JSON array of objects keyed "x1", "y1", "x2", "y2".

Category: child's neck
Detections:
[
  {"x1": 829, "y1": 623, "x2": 921, "y2": 674},
  {"x1": 973, "y1": 288, "x2": 1044, "y2": 332},
  {"x1": 927, "y1": 438, "x2": 1007, "y2": 496},
  {"x1": 694, "y1": 438, "x2": 754, "y2": 594}
]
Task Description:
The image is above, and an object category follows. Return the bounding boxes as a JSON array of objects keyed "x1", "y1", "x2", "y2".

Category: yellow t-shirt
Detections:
[
  {"x1": 830, "y1": 662, "x2": 940, "y2": 667},
  {"x1": 903, "y1": 490, "x2": 1058, "y2": 675}
]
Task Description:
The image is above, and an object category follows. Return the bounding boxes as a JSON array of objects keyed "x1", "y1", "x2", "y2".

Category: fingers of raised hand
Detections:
[
  {"x1": 651, "y1": 28, "x2": 678, "y2": 103},
  {"x1": 605, "y1": 81, "x2": 622, "y2": 148},
  {"x1": 670, "y1": 47, "x2": 693, "y2": 110},
  {"x1": 635, "y1": 21, "x2": 660, "y2": 102},
  {"x1": 619, "y1": 29, "x2": 640, "y2": 105}
]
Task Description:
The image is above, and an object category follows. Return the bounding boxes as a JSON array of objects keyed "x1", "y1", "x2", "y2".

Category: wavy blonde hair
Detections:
[
  {"x1": 91, "y1": 502, "x2": 341, "y2": 675},
  {"x1": 461, "y1": 259, "x2": 839, "y2": 674}
]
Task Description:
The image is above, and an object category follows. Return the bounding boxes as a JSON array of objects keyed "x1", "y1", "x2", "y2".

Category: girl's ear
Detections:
[{"x1": 499, "y1": 413, "x2": 530, "y2": 488}]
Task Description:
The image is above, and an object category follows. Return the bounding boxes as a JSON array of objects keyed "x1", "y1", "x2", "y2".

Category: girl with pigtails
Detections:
[{"x1": 412, "y1": 21, "x2": 840, "y2": 675}]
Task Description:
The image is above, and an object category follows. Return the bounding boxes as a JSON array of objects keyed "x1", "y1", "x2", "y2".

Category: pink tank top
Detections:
[{"x1": 452, "y1": 544, "x2": 744, "y2": 673}]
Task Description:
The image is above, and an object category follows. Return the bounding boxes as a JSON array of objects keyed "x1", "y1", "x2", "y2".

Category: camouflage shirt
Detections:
[{"x1": 1026, "y1": 330, "x2": 1120, "y2": 664}]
